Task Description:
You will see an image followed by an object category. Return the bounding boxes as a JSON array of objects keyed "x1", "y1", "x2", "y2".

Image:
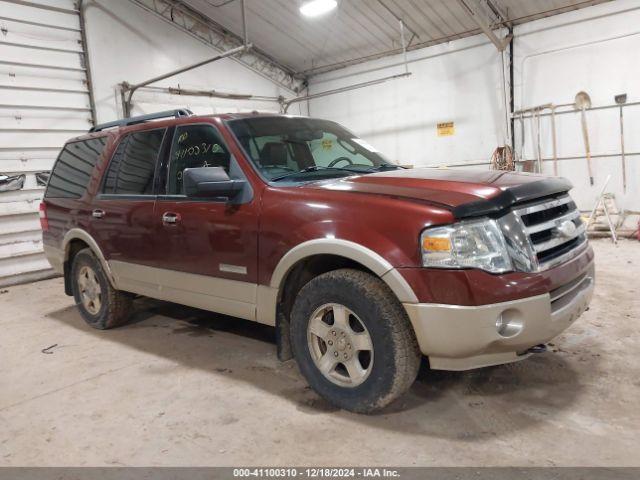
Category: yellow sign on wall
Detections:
[{"x1": 437, "y1": 122, "x2": 455, "y2": 137}]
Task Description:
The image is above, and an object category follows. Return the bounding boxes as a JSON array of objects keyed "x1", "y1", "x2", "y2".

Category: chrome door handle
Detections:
[
  {"x1": 92, "y1": 209, "x2": 105, "y2": 219},
  {"x1": 162, "y1": 212, "x2": 181, "y2": 224}
]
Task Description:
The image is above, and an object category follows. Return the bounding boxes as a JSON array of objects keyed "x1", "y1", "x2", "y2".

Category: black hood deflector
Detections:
[{"x1": 452, "y1": 177, "x2": 573, "y2": 219}]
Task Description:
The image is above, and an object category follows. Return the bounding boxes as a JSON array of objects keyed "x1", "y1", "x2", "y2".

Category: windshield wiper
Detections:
[
  {"x1": 270, "y1": 163, "x2": 402, "y2": 182},
  {"x1": 374, "y1": 163, "x2": 403, "y2": 171},
  {"x1": 270, "y1": 166, "x2": 364, "y2": 182}
]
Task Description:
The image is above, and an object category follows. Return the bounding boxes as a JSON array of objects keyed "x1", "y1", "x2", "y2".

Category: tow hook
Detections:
[{"x1": 518, "y1": 344, "x2": 547, "y2": 356}]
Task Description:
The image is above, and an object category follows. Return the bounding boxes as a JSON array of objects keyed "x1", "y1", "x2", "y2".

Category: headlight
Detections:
[{"x1": 420, "y1": 218, "x2": 513, "y2": 273}]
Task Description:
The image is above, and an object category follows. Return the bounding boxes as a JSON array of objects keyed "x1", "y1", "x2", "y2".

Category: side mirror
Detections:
[{"x1": 183, "y1": 167, "x2": 246, "y2": 200}]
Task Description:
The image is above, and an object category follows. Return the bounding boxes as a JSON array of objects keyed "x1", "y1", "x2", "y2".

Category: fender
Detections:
[
  {"x1": 256, "y1": 238, "x2": 419, "y2": 325},
  {"x1": 62, "y1": 228, "x2": 117, "y2": 288}
]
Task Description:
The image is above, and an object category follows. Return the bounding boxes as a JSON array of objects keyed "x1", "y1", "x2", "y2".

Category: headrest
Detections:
[{"x1": 260, "y1": 142, "x2": 288, "y2": 166}]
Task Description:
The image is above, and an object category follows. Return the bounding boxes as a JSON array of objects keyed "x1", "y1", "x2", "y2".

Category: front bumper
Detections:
[{"x1": 403, "y1": 263, "x2": 595, "y2": 371}]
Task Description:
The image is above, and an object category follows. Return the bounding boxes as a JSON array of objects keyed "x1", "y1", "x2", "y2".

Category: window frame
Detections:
[
  {"x1": 224, "y1": 116, "x2": 297, "y2": 185},
  {"x1": 223, "y1": 116, "x2": 391, "y2": 185},
  {"x1": 44, "y1": 136, "x2": 108, "y2": 199},
  {"x1": 157, "y1": 122, "x2": 245, "y2": 202},
  {"x1": 98, "y1": 126, "x2": 169, "y2": 200}
]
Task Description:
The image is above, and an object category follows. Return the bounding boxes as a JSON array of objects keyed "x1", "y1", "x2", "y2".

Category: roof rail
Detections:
[{"x1": 88, "y1": 109, "x2": 194, "y2": 132}]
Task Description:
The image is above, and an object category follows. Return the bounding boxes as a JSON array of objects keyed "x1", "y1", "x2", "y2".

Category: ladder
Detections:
[{"x1": 586, "y1": 176, "x2": 619, "y2": 244}]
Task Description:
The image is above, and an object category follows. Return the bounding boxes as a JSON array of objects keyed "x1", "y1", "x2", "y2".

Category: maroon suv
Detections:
[{"x1": 41, "y1": 109, "x2": 594, "y2": 413}]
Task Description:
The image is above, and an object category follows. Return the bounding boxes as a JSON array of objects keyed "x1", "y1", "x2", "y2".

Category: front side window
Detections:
[
  {"x1": 167, "y1": 124, "x2": 231, "y2": 195},
  {"x1": 103, "y1": 129, "x2": 165, "y2": 195},
  {"x1": 227, "y1": 116, "x2": 398, "y2": 182},
  {"x1": 45, "y1": 137, "x2": 107, "y2": 198}
]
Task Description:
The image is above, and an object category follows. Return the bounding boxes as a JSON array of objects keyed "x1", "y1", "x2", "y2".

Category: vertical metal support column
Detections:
[
  {"x1": 535, "y1": 109, "x2": 542, "y2": 173},
  {"x1": 500, "y1": 49, "x2": 510, "y2": 147},
  {"x1": 77, "y1": 0, "x2": 97, "y2": 126},
  {"x1": 619, "y1": 106, "x2": 626, "y2": 192},
  {"x1": 240, "y1": 0, "x2": 248, "y2": 46},
  {"x1": 400, "y1": 20, "x2": 408, "y2": 75},
  {"x1": 508, "y1": 27, "x2": 515, "y2": 151},
  {"x1": 550, "y1": 106, "x2": 558, "y2": 176}
]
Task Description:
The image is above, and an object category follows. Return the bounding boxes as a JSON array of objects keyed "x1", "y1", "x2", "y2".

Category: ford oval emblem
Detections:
[{"x1": 557, "y1": 220, "x2": 577, "y2": 238}]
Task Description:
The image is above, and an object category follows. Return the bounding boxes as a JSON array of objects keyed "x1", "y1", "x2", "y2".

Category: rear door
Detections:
[{"x1": 88, "y1": 128, "x2": 167, "y2": 269}]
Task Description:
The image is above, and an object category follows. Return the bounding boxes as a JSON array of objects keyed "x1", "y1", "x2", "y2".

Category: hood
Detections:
[{"x1": 311, "y1": 168, "x2": 572, "y2": 218}]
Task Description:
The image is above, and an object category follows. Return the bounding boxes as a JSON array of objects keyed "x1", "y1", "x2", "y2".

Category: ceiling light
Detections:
[{"x1": 300, "y1": 0, "x2": 337, "y2": 18}]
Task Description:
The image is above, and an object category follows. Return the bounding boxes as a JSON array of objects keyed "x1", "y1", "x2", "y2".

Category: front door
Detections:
[{"x1": 151, "y1": 123, "x2": 260, "y2": 320}]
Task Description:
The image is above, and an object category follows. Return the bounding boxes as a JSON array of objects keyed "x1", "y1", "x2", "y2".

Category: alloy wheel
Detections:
[
  {"x1": 77, "y1": 265, "x2": 102, "y2": 315},
  {"x1": 307, "y1": 303, "x2": 374, "y2": 387}
]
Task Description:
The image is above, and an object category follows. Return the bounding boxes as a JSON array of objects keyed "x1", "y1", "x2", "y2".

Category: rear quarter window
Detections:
[
  {"x1": 102, "y1": 129, "x2": 165, "y2": 195},
  {"x1": 45, "y1": 137, "x2": 107, "y2": 198}
]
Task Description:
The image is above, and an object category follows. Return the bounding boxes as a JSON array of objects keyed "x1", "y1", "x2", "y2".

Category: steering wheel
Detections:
[{"x1": 328, "y1": 156, "x2": 354, "y2": 167}]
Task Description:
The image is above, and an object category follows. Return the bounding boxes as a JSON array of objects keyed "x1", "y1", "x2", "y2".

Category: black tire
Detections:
[
  {"x1": 71, "y1": 248, "x2": 132, "y2": 329},
  {"x1": 290, "y1": 268, "x2": 421, "y2": 413}
]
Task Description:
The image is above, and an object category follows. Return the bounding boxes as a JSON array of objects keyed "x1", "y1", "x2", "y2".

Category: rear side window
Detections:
[
  {"x1": 45, "y1": 137, "x2": 107, "y2": 198},
  {"x1": 103, "y1": 129, "x2": 165, "y2": 195}
]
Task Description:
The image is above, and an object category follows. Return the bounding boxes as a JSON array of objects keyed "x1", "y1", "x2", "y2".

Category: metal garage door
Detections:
[{"x1": 0, "y1": 0, "x2": 95, "y2": 287}]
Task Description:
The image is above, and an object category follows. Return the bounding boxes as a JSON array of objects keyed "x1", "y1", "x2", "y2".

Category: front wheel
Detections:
[{"x1": 290, "y1": 269, "x2": 421, "y2": 413}]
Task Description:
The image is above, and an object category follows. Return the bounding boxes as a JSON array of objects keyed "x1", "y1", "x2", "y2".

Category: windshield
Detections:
[{"x1": 226, "y1": 116, "x2": 398, "y2": 182}]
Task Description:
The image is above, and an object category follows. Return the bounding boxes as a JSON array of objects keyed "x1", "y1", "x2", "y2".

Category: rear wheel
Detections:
[
  {"x1": 71, "y1": 248, "x2": 132, "y2": 329},
  {"x1": 290, "y1": 269, "x2": 421, "y2": 413}
]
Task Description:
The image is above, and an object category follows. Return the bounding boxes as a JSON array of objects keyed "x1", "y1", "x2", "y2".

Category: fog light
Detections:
[{"x1": 495, "y1": 309, "x2": 523, "y2": 338}]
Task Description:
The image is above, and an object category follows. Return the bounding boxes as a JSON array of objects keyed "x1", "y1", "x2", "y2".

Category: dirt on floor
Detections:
[{"x1": 0, "y1": 238, "x2": 639, "y2": 466}]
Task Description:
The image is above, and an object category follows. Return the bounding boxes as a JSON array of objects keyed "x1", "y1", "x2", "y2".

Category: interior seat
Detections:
[{"x1": 260, "y1": 142, "x2": 289, "y2": 168}]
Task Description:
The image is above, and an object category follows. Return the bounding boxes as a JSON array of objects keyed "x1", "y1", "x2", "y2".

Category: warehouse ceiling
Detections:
[{"x1": 183, "y1": 0, "x2": 610, "y2": 77}]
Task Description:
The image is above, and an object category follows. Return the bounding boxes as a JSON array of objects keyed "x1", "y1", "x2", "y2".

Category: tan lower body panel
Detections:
[
  {"x1": 428, "y1": 351, "x2": 531, "y2": 371},
  {"x1": 404, "y1": 269, "x2": 595, "y2": 371},
  {"x1": 43, "y1": 244, "x2": 64, "y2": 274},
  {"x1": 110, "y1": 261, "x2": 260, "y2": 323}
]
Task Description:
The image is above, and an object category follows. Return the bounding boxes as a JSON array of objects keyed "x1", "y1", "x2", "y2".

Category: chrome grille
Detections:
[{"x1": 512, "y1": 194, "x2": 587, "y2": 270}]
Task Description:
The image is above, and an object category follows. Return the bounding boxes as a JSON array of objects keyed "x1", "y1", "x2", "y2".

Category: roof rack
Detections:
[{"x1": 88, "y1": 109, "x2": 194, "y2": 132}]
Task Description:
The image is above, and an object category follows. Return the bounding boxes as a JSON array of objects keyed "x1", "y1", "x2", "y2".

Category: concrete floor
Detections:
[{"x1": 1, "y1": 239, "x2": 639, "y2": 467}]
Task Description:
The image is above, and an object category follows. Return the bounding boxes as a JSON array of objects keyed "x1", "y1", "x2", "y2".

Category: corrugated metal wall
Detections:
[{"x1": 0, "y1": 0, "x2": 94, "y2": 287}]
